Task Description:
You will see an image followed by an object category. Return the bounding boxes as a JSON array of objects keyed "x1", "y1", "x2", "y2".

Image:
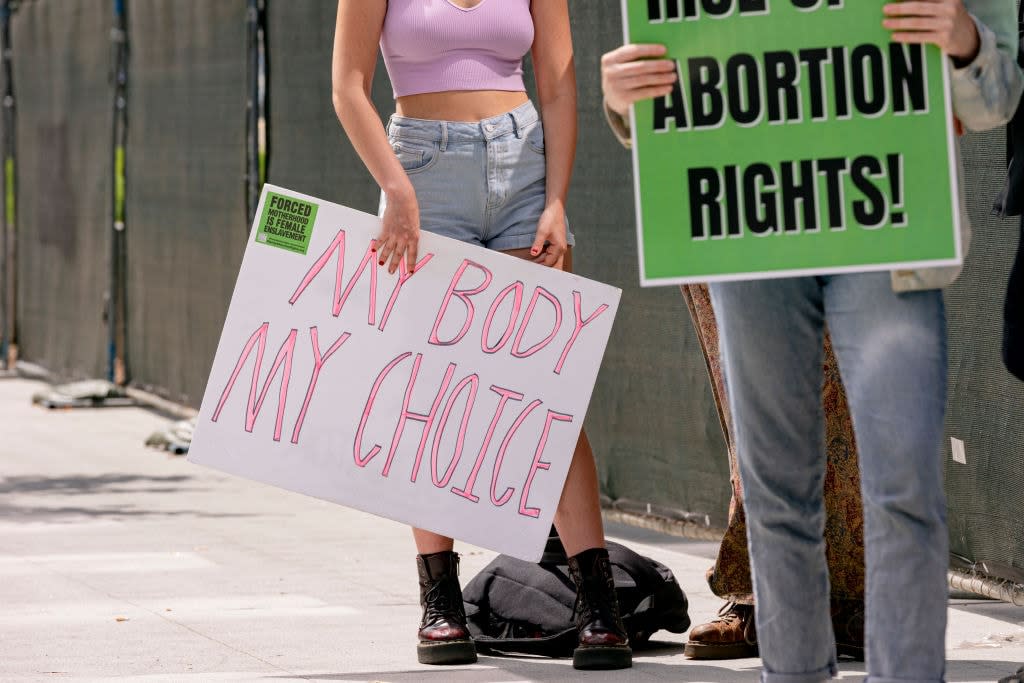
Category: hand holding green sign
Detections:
[
  {"x1": 882, "y1": 0, "x2": 980, "y2": 64},
  {"x1": 619, "y1": 0, "x2": 963, "y2": 285}
]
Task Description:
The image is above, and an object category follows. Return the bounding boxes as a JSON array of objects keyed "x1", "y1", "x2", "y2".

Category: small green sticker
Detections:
[{"x1": 256, "y1": 192, "x2": 319, "y2": 255}]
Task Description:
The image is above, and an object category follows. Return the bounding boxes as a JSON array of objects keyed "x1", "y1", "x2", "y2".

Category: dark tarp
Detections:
[
  {"x1": 945, "y1": 128, "x2": 1024, "y2": 584},
  {"x1": 12, "y1": 0, "x2": 111, "y2": 380},
  {"x1": 124, "y1": 0, "x2": 248, "y2": 405}
]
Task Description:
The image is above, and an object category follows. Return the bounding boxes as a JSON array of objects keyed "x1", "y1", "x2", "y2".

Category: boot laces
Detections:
[
  {"x1": 571, "y1": 576, "x2": 618, "y2": 627},
  {"x1": 423, "y1": 576, "x2": 464, "y2": 624},
  {"x1": 715, "y1": 601, "x2": 756, "y2": 645}
]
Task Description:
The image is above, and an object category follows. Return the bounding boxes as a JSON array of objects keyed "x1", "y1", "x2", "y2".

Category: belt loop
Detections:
[
  {"x1": 386, "y1": 114, "x2": 395, "y2": 137},
  {"x1": 511, "y1": 109, "x2": 522, "y2": 139},
  {"x1": 440, "y1": 122, "x2": 448, "y2": 152}
]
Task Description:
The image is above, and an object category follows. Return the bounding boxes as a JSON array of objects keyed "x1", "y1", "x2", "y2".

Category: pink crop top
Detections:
[{"x1": 380, "y1": 0, "x2": 535, "y2": 98}]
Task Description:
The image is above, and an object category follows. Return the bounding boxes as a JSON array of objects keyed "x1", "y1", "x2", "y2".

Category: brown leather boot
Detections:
[
  {"x1": 684, "y1": 601, "x2": 758, "y2": 659},
  {"x1": 566, "y1": 547, "x2": 632, "y2": 670},
  {"x1": 416, "y1": 551, "x2": 477, "y2": 665}
]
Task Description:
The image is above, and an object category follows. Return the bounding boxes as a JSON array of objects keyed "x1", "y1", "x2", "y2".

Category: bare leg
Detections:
[
  {"x1": 412, "y1": 529, "x2": 454, "y2": 555},
  {"x1": 553, "y1": 429, "x2": 606, "y2": 556},
  {"x1": 503, "y1": 247, "x2": 605, "y2": 558}
]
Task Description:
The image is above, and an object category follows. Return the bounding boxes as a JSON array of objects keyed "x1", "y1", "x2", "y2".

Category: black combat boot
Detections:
[
  {"x1": 416, "y1": 551, "x2": 477, "y2": 665},
  {"x1": 567, "y1": 547, "x2": 632, "y2": 670}
]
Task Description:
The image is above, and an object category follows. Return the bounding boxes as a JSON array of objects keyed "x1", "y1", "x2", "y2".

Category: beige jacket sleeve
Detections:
[
  {"x1": 603, "y1": 100, "x2": 633, "y2": 149},
  {"x1": 952, "y1": 7, "x2": 1023, "y2": 132}
]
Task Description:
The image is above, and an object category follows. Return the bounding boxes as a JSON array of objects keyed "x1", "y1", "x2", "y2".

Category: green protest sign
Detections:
[{"x1": 623, "y1": 0, "x2": 962, "y2": 285}]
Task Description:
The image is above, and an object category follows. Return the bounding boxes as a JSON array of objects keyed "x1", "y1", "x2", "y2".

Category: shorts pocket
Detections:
[
  {"x1": 524, "y1": 121, "x2": 545, "y2": 155},
  {"x1": 391, "y1": 138, "x2": 439, "y2": 175}
]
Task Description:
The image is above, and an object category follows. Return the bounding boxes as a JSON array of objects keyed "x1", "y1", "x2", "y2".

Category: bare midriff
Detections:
[{"x1": 395, "y1": 90, "x2": 530, "y2": 122}]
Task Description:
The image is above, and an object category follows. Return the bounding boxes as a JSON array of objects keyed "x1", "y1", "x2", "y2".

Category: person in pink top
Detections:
[{"x1": 331, "y1": 0, "x2": 631, "y2": 670}]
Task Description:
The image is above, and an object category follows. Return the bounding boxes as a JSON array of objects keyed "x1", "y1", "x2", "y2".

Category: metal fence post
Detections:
[
  {"x1": 108, "y1": 0, "x2": 128, "y2": 384},
  {"x1": 0, "y1": 0, "x2": 16, "y2": 371},
  {"x1": 245, "y1": 0, "x2": 267, "y2": 228}
]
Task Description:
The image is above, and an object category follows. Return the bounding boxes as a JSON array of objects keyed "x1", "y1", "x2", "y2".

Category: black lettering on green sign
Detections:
[
  {"x1": 256, "y1": 192, "x2": 320, "y2": 255},
  {"x1": 687, "y1": 153, "x2": 906, "y2": 239},
  {"x1": 652, "y1": 44, "x2": 928, "y2": 132},
  {"x1": 647, "y1": 0, "x2": 768, "y2": 22}
]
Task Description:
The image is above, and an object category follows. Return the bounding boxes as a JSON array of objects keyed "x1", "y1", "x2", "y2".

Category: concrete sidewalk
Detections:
[{"x1": 1, "y1": 377, "x2": 1021, "y2": 682}]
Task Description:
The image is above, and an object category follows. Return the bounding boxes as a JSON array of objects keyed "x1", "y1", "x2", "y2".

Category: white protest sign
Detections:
[{"x1": 189, "y1": 185, "x2": 621, "y2": 561}]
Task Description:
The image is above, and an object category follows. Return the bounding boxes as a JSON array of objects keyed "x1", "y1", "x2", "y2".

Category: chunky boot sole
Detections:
[
  {"x1": 572, "y1": 644, "x2": 632, "y2": 670},
  {"x1": 416, "y1": 639, "x2": 477, "y2": 665},
  {"x1": 683, "y1": 640, "x2": 758, "y2": 659}
]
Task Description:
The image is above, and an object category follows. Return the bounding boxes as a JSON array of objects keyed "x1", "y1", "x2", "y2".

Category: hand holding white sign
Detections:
[{"x1": 189, "y1": 186, "x2": 620, "y2": 561}]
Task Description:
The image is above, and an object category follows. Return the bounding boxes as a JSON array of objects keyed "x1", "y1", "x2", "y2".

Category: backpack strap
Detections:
[{"x1": 473, "y1": 629, "x2": 579, "y2": 658}]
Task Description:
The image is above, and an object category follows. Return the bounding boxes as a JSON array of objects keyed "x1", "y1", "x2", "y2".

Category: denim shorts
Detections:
[{"x1": 380, "y1": 100, "x2": 574, "y2": 251}]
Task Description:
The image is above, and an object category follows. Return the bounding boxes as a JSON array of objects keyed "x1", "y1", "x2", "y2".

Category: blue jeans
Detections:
[{"x1": 709, "y1": 272, "x2": 949, "y2": 683}]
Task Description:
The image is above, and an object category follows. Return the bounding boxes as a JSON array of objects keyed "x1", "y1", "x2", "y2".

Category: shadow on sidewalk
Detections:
[
  {"x1": 0, "y1": 473, "x2": 195, "y2": 495},
  {"x1": 946, "y1": 661, "x2": 1024, "y2": 682},
  {"x1": 0, "y1": 473, "x2": 257, "y2": 520},
  {"x1": 951, "y1": 598, "x2": 1024, "y2": 627}
]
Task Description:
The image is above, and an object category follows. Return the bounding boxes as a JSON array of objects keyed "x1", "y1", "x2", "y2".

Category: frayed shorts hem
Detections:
[{"x1": 486, "y1": 229, "x2": 575, "y2": 252}]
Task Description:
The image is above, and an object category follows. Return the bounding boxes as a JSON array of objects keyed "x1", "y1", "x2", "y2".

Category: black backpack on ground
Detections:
[{"x1": 461, "y1": 533, "x2": 691, "y2": 657}]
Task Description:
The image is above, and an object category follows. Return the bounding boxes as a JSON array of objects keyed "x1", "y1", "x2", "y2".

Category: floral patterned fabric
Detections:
[{"x1": 681, "y1": 284, "x2": 866, "y2": 603}]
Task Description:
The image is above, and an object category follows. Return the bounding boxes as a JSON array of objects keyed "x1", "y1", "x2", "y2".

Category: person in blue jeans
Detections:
[{"x1": 602, "y1": 0, "x2": 1022, "y2": 680}]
